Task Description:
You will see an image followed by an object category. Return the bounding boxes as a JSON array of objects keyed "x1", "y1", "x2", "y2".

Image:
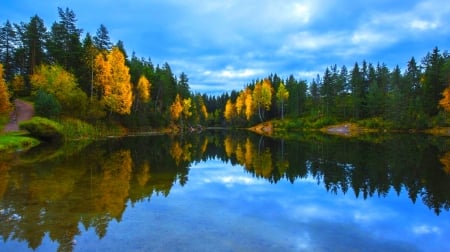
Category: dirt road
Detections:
[{"x1": 3, "y1": 99, "x2": 34, "y2": 132}]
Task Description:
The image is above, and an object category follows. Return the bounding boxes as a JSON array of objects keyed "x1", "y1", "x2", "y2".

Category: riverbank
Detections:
[{"x1": 249, "y1": 119, "x2": 450, "y2": 138}]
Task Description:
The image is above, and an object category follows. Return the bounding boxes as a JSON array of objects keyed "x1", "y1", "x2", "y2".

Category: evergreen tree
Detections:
[
  {"x1": 16, "y1": 15, "x2": 48, "y2": 76},
  {"x1": 0, "y1": 20, "x2": 17, "y2": 81},
  {"x1": 94, "y1": 24, "x2": 112, "y2": 52},
  {"x1": 47, "y1": 7, "x2": 83, "y2": 71},
  {"x1": 421, "y1": 47, "x2": 445, "y2": 116}
]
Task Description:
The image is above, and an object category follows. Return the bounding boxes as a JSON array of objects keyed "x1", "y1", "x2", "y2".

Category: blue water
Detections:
[{"x1": 1, "y1": 133, "x2": 449, "y2": 252}]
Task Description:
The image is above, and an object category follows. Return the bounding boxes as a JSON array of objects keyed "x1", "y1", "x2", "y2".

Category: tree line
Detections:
[{"x1": 1, "y1": 7, "x2": 450, "y2": 130}]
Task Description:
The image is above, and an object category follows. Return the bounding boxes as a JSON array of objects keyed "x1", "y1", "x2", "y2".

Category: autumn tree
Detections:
[
  {"x1": 94, "y1": 47, "x2": 133, "y2": 115},
  {"x1": 276, "y1": 82, "x2": 289, "y2": 120},
  {"x1": 30, "y1": 64, "x2": 88, "y2": 117},
  {"x1": 439, "y1": 88, "x2": 450, "y2": 112},
  {"x1": 0, "y1": 64, "x2": 12, "y2": 114},
  {"x1": 244, "y1": 87, "x2": 254, "y2": 120},
  {"x1": 182, "y1": 97, "x2": 192, "y2": 123},
  {"x1": 253, "y1": 79, "x2": 273, "y2": 122},
  {"x1": 170, "y1": 94, "x2": 183, "y2": 122},
  {"x1": 224, "y1": 98, "x2": 236, "y2": 122},
  {"x1": 133, "y1": 74, "x2": 151, "y2": 113}
]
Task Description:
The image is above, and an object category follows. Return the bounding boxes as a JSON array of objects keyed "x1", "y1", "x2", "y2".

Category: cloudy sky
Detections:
[{"x1": 2, "y1": 0, "x2": 450, "y2": 94}]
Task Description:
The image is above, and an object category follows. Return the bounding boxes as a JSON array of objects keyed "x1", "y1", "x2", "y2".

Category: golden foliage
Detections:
[
  {"x1": 244, "y1": 87, "x2": 254, "y2": 120},
  {"x1": 224, "y1": 136, "x2": 234, "y2": 157},
  {"x1": 137, "y1": 75, "x2": 151, "y2": 103},
  {"x1": 224, "y1": 98, "x2": 235, "y2": 122},
  {"x1": 11, "y1": 74, "x2": 25, "y2": 94},
  {"x1": 182, "y1": 97, "x2": 192, "y2": 119},
  {"x1": 137, "y1": 162, "x2": 151, "y2": 187},
  {"x1": 276, "y1": 82, "x2": 289, "y2": 103},
  {"x1": 94, "y1": 47, "x2": 133, "y2": 115},
  {"x1": 0, "y1": 64, "x2": 12, "y2": 114},
  {"x1": 235, "y1": 91, "x2": 246, "y2": 116},
  {"x1": 439, "y1": 88, "x2": 450, "y2": 112},
  {"x1": 439, "y1": 151, "x2": 450, "y2": 174},
  {"x1": 92, "y1": 150, "x2": 132, "y2": 218},
  {"x1": 170, "y1": 94, "x2": 183, "y2": 121},
  {"x1": 169, "y1": 141, "x2": 192, "y2": 165}
]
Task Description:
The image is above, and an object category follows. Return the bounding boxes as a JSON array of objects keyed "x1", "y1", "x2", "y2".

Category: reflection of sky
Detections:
[{"x1": 6, "y1": 158, "x2": 447, "y2": 252}]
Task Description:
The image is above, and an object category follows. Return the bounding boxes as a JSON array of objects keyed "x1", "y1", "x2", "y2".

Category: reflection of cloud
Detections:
[
  {"x1": 353, "y1": 211, "x2": 386, "y2": 222},
  {"x1": 203, "y1": 175, "x2": 263, "y2": 187},
  {"x1": 412, "y1": 225, "x2": 441, "y2": 235}
]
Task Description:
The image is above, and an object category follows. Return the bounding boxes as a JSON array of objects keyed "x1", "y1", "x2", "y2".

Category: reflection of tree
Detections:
[
  {"x1": 214, "y1": 133, "x2": 450, "y2": 215},
  {"x1": 1, "y1": 132, "x2": 450, "y2": 251},
  {"x1": 0, "y1": 136, "x2": 192, "y2": 251}
]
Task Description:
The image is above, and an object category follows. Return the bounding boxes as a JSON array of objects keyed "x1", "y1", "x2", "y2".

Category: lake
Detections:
[{"x1": 0, "y1": 131, "x2": 449, "y2": 252}]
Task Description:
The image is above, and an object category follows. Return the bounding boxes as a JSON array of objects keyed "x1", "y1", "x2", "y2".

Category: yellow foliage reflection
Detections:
[
  {"x1": 170, "y1": 140, "x2": 192, "y2": 165},
  {"x1": 91, "y1": 149, "x2": 132, "y2": 218},
  {"x1": 221, "y1": 136, "x2": 280, "y2": 179},
  {"x1": 439, "y1": 151, "x2": 450, "y2": 174}
]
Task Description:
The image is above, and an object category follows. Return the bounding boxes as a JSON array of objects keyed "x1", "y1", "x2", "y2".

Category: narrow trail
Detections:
[{"x1": 3, "y1": 99, "x2": 34, "y2": 132}]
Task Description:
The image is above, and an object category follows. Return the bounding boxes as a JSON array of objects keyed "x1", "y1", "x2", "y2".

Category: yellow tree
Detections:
[
  {"x1": 170, "y1": 94, "x2": 183, "y2": 122},
  {"x1": 137, "y1": 75, "x2": 151, "y2": 103},
  {"x1": 439, "y1": 88, "x2": 450, "y2": 112},
  {"x1": 224, "y1": 98, "x2": 236, "y2": 122},
  {"x1": 276, "y1": 82, "x2": 289, "y2": 120},
  {"x1": 253, "y1": 79, "x2": 273, "y2": 122},
  {"x1": 94, "y1": 47, "x2": 133, "y2": 115},
  {"x1": 0, "y1": 64, "x2": 12, "y2": 114},
  {"x1": 235, "y1": 90, "x2": 246, "y2": 117},
  {"x1": 134, "y1": 75, "x2": 151, "y2": 112},
  {"x1": 182, "y1": 97, "x2": 192, "y2": 121},
  {"x1": 244, "y1": 87, "x2": 254, "y2": 120}
]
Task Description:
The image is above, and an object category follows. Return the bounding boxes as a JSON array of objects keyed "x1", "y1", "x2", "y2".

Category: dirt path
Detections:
[{"x1": 3, "y1": 99, "x2": 34, "y2": 132}]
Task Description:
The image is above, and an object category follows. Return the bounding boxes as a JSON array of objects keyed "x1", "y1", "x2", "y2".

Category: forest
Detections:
[{"x1": 1, "y1": 7, "x2": 450, "y2": 133}]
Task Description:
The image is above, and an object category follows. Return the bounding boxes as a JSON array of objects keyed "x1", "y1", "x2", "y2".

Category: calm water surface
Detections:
[{"x1": 0, "y1": 132, "x2": 449, "y2": 251}]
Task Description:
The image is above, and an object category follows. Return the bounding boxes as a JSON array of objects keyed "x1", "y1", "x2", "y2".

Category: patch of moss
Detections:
[{"x1": 19, "y1": 116, "x2": 64, "y2": 142}]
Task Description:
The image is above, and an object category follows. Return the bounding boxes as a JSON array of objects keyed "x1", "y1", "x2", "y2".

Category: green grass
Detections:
[
  {"x1": 19, "y1": 116, "x2": 64, "y2": 142},
  {"x1": 0, "y1": 132, "x2": 40, "y2": 153}
]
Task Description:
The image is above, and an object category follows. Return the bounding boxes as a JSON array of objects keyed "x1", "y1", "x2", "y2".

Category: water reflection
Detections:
[{"x1": 0, "y1": 132, "x2": 449, "y2": 251}]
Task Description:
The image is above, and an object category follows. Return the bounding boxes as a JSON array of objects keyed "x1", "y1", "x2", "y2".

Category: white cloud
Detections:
[
  {"x1": 412, "y1": 225, "x2": 441, "y2": 235},
  {"x1": 410, "y1": 19, "x2": 439, "y2": 31}
]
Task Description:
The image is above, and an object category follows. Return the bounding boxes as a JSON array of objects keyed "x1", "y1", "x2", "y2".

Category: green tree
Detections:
[
  {"x1": 0, "y1": 20, "x2": 17, "y2": 81},
  {"x1": 17, "y1": 15, "x2": 48, "y2": 76},
  {"x1": 421, "y1": 47, "x2": 445, "y2": 116},
  {"x1": 46, "y1": 7, "x2": 83, "y2": 71},
  {"x1": 93, "y1": 24, "x2": 112, "y2": 52},
  {"x1": 34, "y1": 89, "x2": 61, "y2": 118}
]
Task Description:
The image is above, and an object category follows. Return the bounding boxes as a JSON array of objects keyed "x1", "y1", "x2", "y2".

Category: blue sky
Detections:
[{"x1": 2, "y1": 0, "x2": 450, "y2": 94}]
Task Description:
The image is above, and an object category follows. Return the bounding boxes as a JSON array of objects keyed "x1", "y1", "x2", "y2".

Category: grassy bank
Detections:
[{"x1": 0, "y1": 131, "x2": 40, "y2": 153}]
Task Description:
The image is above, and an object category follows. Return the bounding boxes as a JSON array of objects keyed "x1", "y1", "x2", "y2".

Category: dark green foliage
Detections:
[
  {"x1": 19, "y1": 116, "x2": 64, "y2": 142},
  {"x1": 34, "y1": 89, "x2": 62, "y2": 118}
]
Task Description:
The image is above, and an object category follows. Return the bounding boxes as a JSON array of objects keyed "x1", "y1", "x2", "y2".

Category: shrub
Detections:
[
  {"x1": 19, "y1": 117, "x2": 64, "y2": 142},
  {"x1": 34, "y1": 89, "x2": 62, "y2": 118}
]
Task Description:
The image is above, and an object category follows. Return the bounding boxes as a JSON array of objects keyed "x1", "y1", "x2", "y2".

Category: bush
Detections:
[
  {"x1": 19, "y1": 116, "x2": 64, "y2": 142},
  {"x1": 34, "y1": 89, "x2": 62, "y2": 118}
]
